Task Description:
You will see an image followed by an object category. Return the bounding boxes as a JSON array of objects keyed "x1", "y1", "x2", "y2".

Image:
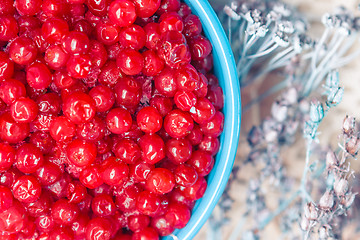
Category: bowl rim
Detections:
[{"x1": 163, "y1": 0, "x2": 241, "y2": 239}]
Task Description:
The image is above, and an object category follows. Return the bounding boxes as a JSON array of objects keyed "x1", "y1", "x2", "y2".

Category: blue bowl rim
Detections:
[{"x1": 163, "y1": 0, "x2": 241, "y2": 239}]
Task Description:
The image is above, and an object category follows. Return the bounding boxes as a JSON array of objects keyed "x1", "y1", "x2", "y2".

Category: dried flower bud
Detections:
[
  {"x1": 309, "y1": 101, "x2": 324, "y2": 123},
  {"x1": 271, "y1": 101, "x2": 288, "y2": 122},
  {"x1": 345, "y1": 135, "x2": 360, "y2": 156},
  {"x1": 334, "y1": 177, "x2": 349, "y2": 197},
  {"x1": 300, "y1": 215, "x2": 310, "y2": 231},
  {"x1": 283, "y1": 88, "x2": 298, "y2": 105},
  {"x1": 341, "y1": 193, "x2": 357, "y2": 209},
  {"x1": 247, "y1": 126, "x2": 263, "y2": 147},
  {"x1": 319, "y1": 190, "x2": 334, "y2": 210},
  {"x1": 343, "y1": 115, "x2": 356, "y2": 136},
  {"x1": 304, "y1": 202, "x2": 318, "y2": 220},
  {"x1": 327, "y1": 87, "x2": 344, "y2": 106},
  {"x1": 325, "y1": 151, "x2": 338, "y2": 170},
  {"x1": 318, "y1": 225, "x2": 331, "y2": 240}
]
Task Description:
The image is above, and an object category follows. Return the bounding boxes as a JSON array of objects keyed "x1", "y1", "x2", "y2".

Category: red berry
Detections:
[
  {"x1": 136, "y1": 190, "x2": 161, "y2": 215},
  {"x1": 12, "y1": 175, "x2": 42, "y2": 203},
  {"x1": 50, "y1": 116, "x2": 76, "y2": 142},
  {"x1": 132, "y1": 227, "x2": 159, "y2": 240},
  {"x1": 200, "y1": 111, "x2": 224, "y2": 137},
  {"x1": 108, "y1": 0, "x2": 137, "y2": 27},
  {"x1": 35, "y1": 160, "x2": 62, "y2": 186},
  {"x1": 100, "y1": 156, "x2": 129, "y2": 186},
  {"x1": 154, "y1": 66, "x2": 178, "y2": 97},
  {"x1": 0, "y1": 185, "x2": 13, "y2": 212},
  {"x1": 86, "y1": 217, "x2": 112, "y2": 240},
  {"x1": 133, "y1": 0, "x2": 161, "y2": 18},
  {"x1": 66, "y1": 139, "x2": 97, "y2": 167},
  {"x1": 187, "y1": 150, "x2": 214, "y2": 176},
  {"x1": 26, "y1": 62, "x2": 52, "y2": 90},
  {"x1": 116, "y1": 48, "x2": 144, "y2": 76},
  {"x1": 190, "y1": 97, "x2": 216, "y2": 124},
  {"x1": 113, "y1": 139, "x2": 141, "y2": 164},
  {"x1": 129, "y1": 162, "x2": 154, "y2": 182},
  {"x1": 41, "y1": 18, "x2": 69, "y2": 45},
  {"x1": 96, "y1": 21, "x2": 120, "y2": 45},
  {"x1": 79, "y1": 165, "x2": 103, "y2": 189},
  {"x1": 114, "y1": 76, "x2": 142, "y2": 108},
  {"x1": 0, "y1": 52, "x2": 14, "y2": 80},
  {"x1": 9, "y1": 37, "x2": 38, "y2": 65},
  {"x1": 144, "y1": 23, "x2": 161, "y2": 50},
  {"x1": 62, "y1": 31, "x2": 90, "y2": 54},
  {"x1": 91, "y1": 194, "x2": 116, "y2": 217},
  {"x1": 165, "y1": 138, "x2": 192, "y2": 164},
  {"x1": 142, "y1": 50, "x2": 165, "y2": 76},
  {"x1": 44, "y1": 45, "x2": 69, "y2": 70},
  {"x1": 165, "y1": 202, "x2": 191, "y2": 228},
  {"x1": 0, "y1": 15, "x2": 19, "y2": 41},
  {"x1": 51, "y1": 199, "x2": 80, "y2": 225},
  {"x1": 0, "y1": 112, "x2": 30, "y2": 143},
  {"x1": 0, "y1": 143, "x2": 16, "y2": 172},
  {"x1": 66, "y1": 54, "x2": 92, "y2": 79},
  {"x1": 63, "y1": 92, "x2": 96, "y2": 124},
  {"x1": 86, "y1": 0, "x2": 110, "y2": 16},
  {"x1": 15, "y1": 143, "x2": 44, "y2": 174},
  {"x1": 106, "y1": 108, "x2": 132, "y2": 134},
  {"x1": 139, "y1": 134, "x2": 165, "y2": 165},
  {"x1": 174, "y1": 91, "x2": 197, "y2": 111},
  {"x1": 151, "y1": 215, "x2": 174, "y2": 236},
  {"x1": 164, "y1": 109, "x2": 194, "y2": 138},
  {"x1": 183, "y1": 14, "x2": 202, "y2": 38},
  {"x1": 66, "y1": 180, "x2": 87, "y2": 203},
  {"x1": 145, "y1": 168, "x2": 175, "y2": 194},
  {"x1": 137, "y1": 106, "x2": 163, "y2": 134},
  {"x1": 179, "y1": 176, "x2": 207, "y2": 200},
  {"x1": 10, "y1": 97, "x2": 38, "y2": 123},
  {"x1": 159, "y1": 12, "x2": 184, "y2": 33},
  {"x1": 119, "y1": 24, "x2": 146, "y2": 50}
]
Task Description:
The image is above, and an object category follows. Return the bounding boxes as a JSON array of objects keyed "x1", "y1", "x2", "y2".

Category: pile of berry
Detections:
[{"x1": 0, "y1": 0, "x2": 224, "y2": 239}]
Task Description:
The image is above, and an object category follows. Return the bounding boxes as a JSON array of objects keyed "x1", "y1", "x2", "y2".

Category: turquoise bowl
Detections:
[{"x1": 163, "y1": 0, "x2": 241, "y2": 239}]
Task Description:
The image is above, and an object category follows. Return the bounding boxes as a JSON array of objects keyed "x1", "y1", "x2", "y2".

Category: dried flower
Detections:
[{"x1": 319, "y1": 190, "x2": 334, "y2": 210}]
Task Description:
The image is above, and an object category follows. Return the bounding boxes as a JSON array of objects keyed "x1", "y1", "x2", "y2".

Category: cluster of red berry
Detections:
[{"x1": 0, "y1": 0, "x2": 224, "y2": 239}]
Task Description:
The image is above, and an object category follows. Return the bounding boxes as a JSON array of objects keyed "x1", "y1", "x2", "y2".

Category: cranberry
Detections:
[
  {"x1": 15, "y1": 143, "x2": 44, "y2": 174},
  {"x1": 150, "y1": 96, "x2": 173, "y2": 117},
  {"x1": 189, "y1": 35, "x2": 212, "y2": 61},
  {"x1": 154, "y1": 66, "x2": 178, "y2": 97},
  {"x1": 194, "y1": 73, "x2": 208, "y2": 98},
  {"x1": 100, "y1": 156, "x2": 129, "y2": 186},
  {"x1": 113, "y1": 139, "x2": 141, "y2": 164},
  {"x1": 41, "y1": 18, "x2": 69, "y2": 45},
  {"x1": 77, "y1": 116, "x2": 106, "y2": 142},
  {"x1": 0, "y1": 0, "x2": 15, "y2": 16},
  {"x1": 51, "y1": 198, "x2": 80, "y2": 225},
  {"x1": 164, "y1": 109, "x2": 194, "y2": 138},
  {"x1": 67, "y1": 139, "x2": 97, "y2": 167},
  {"x1": 26, "y1": 62, "x2": 52, "y2": 90},
  {"x1": 115, "y1": 183, "x2": 140, "y2": 212},
  {"x1": 53, "y1": 71, "x2": 77, "y2": 89},
  {"x1": 106, "y1": 108, "x2": 132, "y2": 134},
  {"x1": 114, "y1": 76, "x2": 142, "y2": 108},
  {"x1": 88, "y1": 40, "x2": 108, "y2": 68},
  {"x1": 9, "y1": 37, "x2": 38, "y2": 65},
  {"x1": 0, "y1": 112, "x2": 30, "y2": 143},
  {"x1": 23, "y1": 191, "x2": 53, "y2": 217},
  {"x1": 136, "y1": 190, "x2": 161, "y2": 215},
  {"x1": 71, "y1": 213, "x2": 89, "y2": 239},
  {"x1": 86, "y1": 217, "x2": 112, "y2": 240},
  {"x1": 91, "y1": 193, "x2": 116, "y2": 217},
  {"x1": 66, "y1": 180, "x2": 87, "y2": 203},
  {"x1": 142, "y1": 50, "x2": 165, "y2": 77},
  {"x1": 63, "y1": 92, "x2": 96, "y2": 124},
  {"x1": 190, "y1": 98, "x2": 216, "y2": 125},
  {"x1": 37, "y1": 93, "x2": 62, "y2": 115},
  {"x1": 67, "y1": 54, "x2": 92, "y2": 78},
  {"x1": 179, "y1": 175, "x2": 207, "y2": 200},
  {"x1": 108, "y1": 0, "x2": 137, "y2": 27},
  {"x1": 0, "y1": 15, "x2": 19, "y2": 41},
  {"x1": 49, "y1": 226, "x2": 74, "y2": 240},
  {"x1": 9, "y1": 97, "x2": 38, "y2": 123},
  {"x1": 0, "y1": 79, "x2": 26, "y2": 105},
  {"x1": 183, "y1": 14, "x2": 202, "y2": 38},
  {"x1": 0, "y1": 143, "x2": 16, "y2": 172},
  {"x1": 139, "y1": 133, "x2": 165, "y2": 165},
  {"x1": 129, "y1": 162, "x2": 154, "y2": 182},
  {"x1": 86, "y1": 0, "x2": 110, "y2": 16},
  {"x1": 159, "y1": 12, "x2": 184, "y2": 33},
  {"x1": 132, "y1": 227, "x2": 159, "y2": 240},
  {"x1": 200, "y1": 111, "x2": 224, "y2": 137},
  {"x1": 151, "y1": 215, "x2": 174, "y2": 236},
  {"x1": 174, "y1": 91, "x2": 197, "y2": 111},
  {"x1": 44, "y1": 45, "x2": 69, "y2": 70},
  {"x1": 194, "y1": 54, "x2": 214, "y2": 73},
  {"x1": 146, "y1": 168, "x2": 175, "y2": 194},
  {"x1": 61, "y1": 31, "x2": 90, "y2": 54},
  {"x1": 12, "y1": 175, "x2": 42, "y2": 203},
  {"x1": 0, "y1": 201, "x2": 26, "y2": 234},
  {"x1": 144, "y1": 22, "x2": 161, "y2": 50},
  {"x1": 157, "y1": 31, "x2": 191, "y2": 68},
  {"x1": 79, "y1": 165, "x2": 103, "y2": 189},
  {"x1": 50, "y1": 116, "x2": 76, "y2": 142},
  {"x1": 187, "y1": 150, "x2": 214, "y2": 176},
  {"x1": 69, "y1": 3, "x2": 86, "y2": 17},
  {"x1": 0, "y1": 52, "x2": 14, "y2": 80},
  {"x1": 199, "y1": 136, "x2": 220, "y2": 156},
  {"x1": 137, "y1": 106, "x2": 162, "y2": 134},
  {"x1": 165, "y1": 138, "x2": 192, "y2": 164},
  {"x1": 96, "y1": 21, "x2": 120, "y2": 45},
  {"x1": 116, "y1": 48, "x2": 144, "y2": 76},
  {"x1": 17, "y1": 16, "x2": 41, "y2": 35},
  {"x1": 35, "y1": 214, "x2": 54, "y2": 233},
  {"x1": 175, "y1": 63, "x2": 200, "y2": 92},
  {"x1": 165, "y1": 202, "x2": 190, "y2": 228},
  {"x1": 207, "y1": 85, "x2": 224, "y2": 110},
  {"x1": 119, "y1": 24, "x2": 146, "y2": 50},
  {"x1": 0, "y1": 185, "x2": 13, "y2": 211}
]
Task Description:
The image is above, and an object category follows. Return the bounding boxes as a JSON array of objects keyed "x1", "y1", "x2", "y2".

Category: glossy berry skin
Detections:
[
  {"x1": 132, "y1": 227, "x2": 159, "y2": 240},
  {"x1": 189, "y1": 35, "x2": 212, "y2": 61},
  {"x1": 174, "y1": 91, "x2": 197, "y2": 111},
  {"x1": 146, "y1": 168, "x2": 175, "y2": 194},
  {"x1": 157, "y1": 0, "x2": 180, "y2": 15},
  {"x1": 0, "y1": 15, "x2": 19, "y2": 41},
  {"x1": 9, "y1": 37, "x2": 38, "y2": 65},
  {"x1": 113, "y1": 139, "x2": 141, "y2": 164},
  {"x1": 15, "y1": 143, "x2": 44, "y2": 174},
  {"x1": 190, "y1": 97, "x2": 216, "y2": 124},
  {"x1": 51, "y1": 199, "x2": 80, "y2": 225},
  {"x1": 106, "y1": 108, "x2": 132, "y2": 134},
  {"x1": 108, "y1": 0, "x2": 137, "y2": 27},
  {"x1": 0, "y1": 201, "x2": 26, "y2": 234},
  {"x1": 114, "y1": 76, "x2": 142, "y2": 108},
  {"x1": 144, "y1": 23, "x2": 161, "y2": 50},
  {"x1": 187, "y1": 150, "x2": 214, "y2": 176},
  {"x1": 89, "y1": 85, "x2": 115, "y2": 112},
  {"x1": 86, "y1": 0, "x2": 110, "y2": 16},
  {"x1": 79, "y1": 165, "x2": 103, "y2": 189},
  {"x1": 63, "y1": 92, "x2": 96, "y2": 124},
  {"x1": 35, "y1": 161, "x2": 62, "y2": 186},
  {"x1": 133, "y1": 0, "x2": 161, "y2": 18},
  {"x1": 77, "y1": 116, "x2": 106, "y2": 142},
  {"x1": 88, "y1": 40, "x2": 108, "y2": 68},
  {"x1": 115, "y1": 184, "x2": 140, "y2": 212},
  {"x1": 207, "y1": 85, "x2": 224, "y2": 110},
  {"x1": 12, "y1": 175, "x2": 42, "y2": 203},
  {"x1": 41, "y1": 18, "x2": 69, "y2": 45},
  {"x1": 15, "y1": 0, "x2": 42, "y2": 16},
  {"x1": 86, "y1": 217, "x2": 112, "y2": 240},
  {"x1": 71, "y1": 214, "x2": 89, "y2": 239},
  {"x1": 165, "y1": 202, "x2": 191, "y2": 228},
  {"x1": 100, "y1": 156, "x2": 129, "y2": 186},
  {"x1": 128, "y1": 214, "x2": 150, "y2": 232},
  {"x1": 159, "y1": 12, "x2": 184, "y2": 33},
  {"x1": 0, "y1": 143, "x2": 16, "y2": 172},
  {"x1": 136, "y1": 190, "x2": 161, "y2": 216},
  {"x1": 165, "y1": 138, "x2": 192, "y2": 164},
  {"x1": 26, "y1": 62, "x2": 52, "y2": 90},
  {"x1": 29, "y1": 131, "x2": 55, "y2": 155},
  {"x1": 0, "y1": 52, "x2": 14, "y2": 80},
  {"x1": 66, "y1": 54, "x2": 92, "y2": 79},
  {"x1": 129, "y1": 162, "x2": 154, "y2": 182},
  {"x1": 199, "y1": 136, "x2": 220, "y2": 156},
  {"x1": 44, "y1": 45, "x2": 69, "y2": 70},
  {"x1": 10, "y1": 97, "x2": 38, "y2": 123},
  {"x1": 200, "y1": 111, "x2": 224, "y2": 137},
  {"x1": 175, "y1": 64, "x2": 200, "y2": 92},
  {"x1": 62, "y1": 31, "x2": 90, "y2": 54},
  {"x1": 116, "y1": 49, "x2": 144, "y2": 76},
  {"x1": 66, "y1": 139, "x2": 97, "y2": 167},
  {"x1": 154, "y1": 66, "x2": 178, "y2": 97},
  {"x1": 150, "y1": 96, "x2": 173, "y2": 117},
  {"x1": 96, "y1": 21, "x2": 120, "y2": 45},
  {"x1": 179, "y1": 176, "x2": 207, "y2": 201},
  {"x1": 142, "y1": 50, "x2": 165, "y2": 76},
  {"x1": 164, "y1": 109, "x2": 194, "y2": 138},
  {"x1": 0, "y1": 79, "x2": 26, "y2": 105},
  {"x1": 0, "y1": 0, "x2": 15, "y2": 16},
  {"x1": 37, "y1": 93, "x2": 62, "y2": 115},
  {"x1": 0, "y1": 185, "x2": 13, "y2": 212},
  {"x1": 183, "y1": 14, "x2": 202, "y2": 38},
  {"x1": 174, "y1": 164, "x2": 198, "y2": 187},
  {"x1": 91, "y1": 194, "x2": 116, "y2": 217},
  {"x1": 119, "y1": 24, "x2": 146, "y2": 50},
  {"x1": 98, "y1": 61, "x2": 122, "y2": 87},
  {"x1": 66, "y1": 181, "x2": 87, "y2": 203},
  {"x1": 137, "y1": 106, "x2": 163, "y2": 134},
  {"x1": 139, "y1": 134, "x2": 165, "y2": 165},
  {"x1": 53, "y1": 71, "x2": 77, "y2": 89},
  {"x1": 50, "y1": 116, "x2": 76, "y2": 142},
  {"x1": 0, "y1": 112, "x2": 29, "y2": 143}
]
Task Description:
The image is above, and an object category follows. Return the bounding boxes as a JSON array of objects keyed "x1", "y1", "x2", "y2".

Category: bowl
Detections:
[{"x1": 163, "y1": 0, "x2": 241, "y2": 239}]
